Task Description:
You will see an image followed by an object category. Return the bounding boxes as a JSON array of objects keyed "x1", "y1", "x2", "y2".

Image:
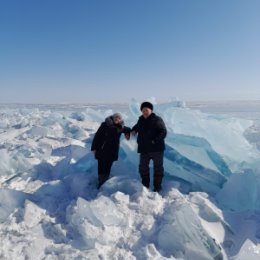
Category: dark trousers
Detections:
[
  {"x1": 139, "y1": 151, "x2": 164, "y2": 191},
  {"x1": 97, "y1": 159, "x2": 113, "y2": 188}
]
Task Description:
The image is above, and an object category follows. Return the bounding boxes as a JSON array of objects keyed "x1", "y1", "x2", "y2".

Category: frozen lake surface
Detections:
[{"x1": 0, "y1": 100, "x2": 260, "y2": 260}]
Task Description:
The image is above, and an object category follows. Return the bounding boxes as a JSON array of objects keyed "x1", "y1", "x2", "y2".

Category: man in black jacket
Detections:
[
  {"x1": 132, "y1": 102, "x2": 167, "y2": 192},
  {"x1": 91, "y1": 113, "x2": 131, "y2": 189}
]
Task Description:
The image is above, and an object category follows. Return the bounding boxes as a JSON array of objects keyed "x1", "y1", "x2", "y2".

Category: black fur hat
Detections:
[{"x1": 140, "y1": 101, "x2": 153, "y2": 111}]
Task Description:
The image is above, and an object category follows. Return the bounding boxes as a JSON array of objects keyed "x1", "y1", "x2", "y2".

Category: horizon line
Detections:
[{"x1": 0, "y1": 99, "x2": 260, "y2": 106}]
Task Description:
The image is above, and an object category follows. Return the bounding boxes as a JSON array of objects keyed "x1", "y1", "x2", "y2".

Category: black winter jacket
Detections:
[
  {"x1": 91, "y1": 116, "x2": 131, "y2": 161},
  {"x1": 132, "y1": 113, "x2": 167, "y2": 153}
]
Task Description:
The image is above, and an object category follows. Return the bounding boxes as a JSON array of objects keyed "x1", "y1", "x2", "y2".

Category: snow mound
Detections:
[{"x1": 67, "y1": 180, "x2": 223, "y2": 260}]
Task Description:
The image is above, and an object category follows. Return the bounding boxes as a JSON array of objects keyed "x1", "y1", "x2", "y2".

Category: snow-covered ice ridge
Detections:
[{"x1": 0, "y1": 99, "x2": 260, "y2": 260}]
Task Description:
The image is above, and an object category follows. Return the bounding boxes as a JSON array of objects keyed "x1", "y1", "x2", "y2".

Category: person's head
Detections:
[
  {"x1": 140, "y1": 102, "x2": 153, "y2": 119},
  {"x1": 112, "y1": 113, "x2": 123, "y2": 125}
]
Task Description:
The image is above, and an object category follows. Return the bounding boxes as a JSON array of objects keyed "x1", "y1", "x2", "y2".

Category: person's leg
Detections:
[
  {"x1": 151, "y1": 152, "x2": 164, "y2": 192},
  {"x1": 98, "y1": 160, "x2": 113, "y2": 188},
  {"x1": 139, "y1": 153, "x2": 151, "y2": 188}
]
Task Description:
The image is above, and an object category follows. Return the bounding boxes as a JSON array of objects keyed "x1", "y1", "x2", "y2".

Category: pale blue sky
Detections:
[{"x1": 0, "y1": 0, "x2": 259, "y2": 103}]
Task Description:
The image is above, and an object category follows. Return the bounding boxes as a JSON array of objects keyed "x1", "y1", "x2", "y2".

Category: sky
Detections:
[{"x1": 0, "y1": 0, "x2": 259, "y2": 104}]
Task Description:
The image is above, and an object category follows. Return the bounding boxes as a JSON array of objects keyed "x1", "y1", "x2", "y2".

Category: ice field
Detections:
[{"x1": 0, "y1": 99, "x2": 260, "y2": 260}]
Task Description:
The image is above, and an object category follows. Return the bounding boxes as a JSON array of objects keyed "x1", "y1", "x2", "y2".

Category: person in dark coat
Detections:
[
  {"x1": 91, "y1": 113, "x2": 131, "y2": 188},
  {"x1": 132, "y1": 102, "x2": 167, "y2": 192}
]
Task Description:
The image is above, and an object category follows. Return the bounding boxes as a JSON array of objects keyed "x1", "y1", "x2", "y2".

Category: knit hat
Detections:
[{"x1": 140, "y1": 101, "x2": 153, "y2": 111}]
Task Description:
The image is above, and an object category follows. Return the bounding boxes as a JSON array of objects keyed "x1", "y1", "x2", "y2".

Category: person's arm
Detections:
[
  {"x1": 91, "y1": 123, "x2": 106, "y2": 151},
  {"x1": 123, "y1": 126, "x2": 131, "y2": 134},
  {"x1": 131, "y1": 123, "x2": 138, "y2": 133},
  {"x1": 131, "y1": 119, "x2": 140, "y2": 136},
  {"x1": 123, "y1": 126, "x2": 131, "y2": 140},
  {"x1": 152, "y1": 117, "x2": 167, "y2": 144}
]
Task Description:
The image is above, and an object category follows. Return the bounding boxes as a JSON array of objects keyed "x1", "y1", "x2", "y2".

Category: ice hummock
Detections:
[{"x1": 216, "y1": 168, "x2": 260, "y2": 211}]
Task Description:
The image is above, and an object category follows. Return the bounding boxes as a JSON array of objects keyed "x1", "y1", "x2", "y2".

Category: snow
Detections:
[
  {"x1": 233, "y1": 239, "x2": 260, "y2": 260},
  {"x1": 0, "y1": 100, "x2": 260, "y2": 260}
]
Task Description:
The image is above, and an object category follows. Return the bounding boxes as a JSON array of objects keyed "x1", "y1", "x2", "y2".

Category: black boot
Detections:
[
  {"x1": 153, "y1": 186, "x2": 162, "y2": 192},
  {"x1": 97, "y1": 172, "x2": 111, "y2": 189},
  {"x1": 154, "y1": 174, "x2": 163, "y2": 192},
  {"x1": 141, "y1": 175, "x2": 150, "y2": 189}
]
